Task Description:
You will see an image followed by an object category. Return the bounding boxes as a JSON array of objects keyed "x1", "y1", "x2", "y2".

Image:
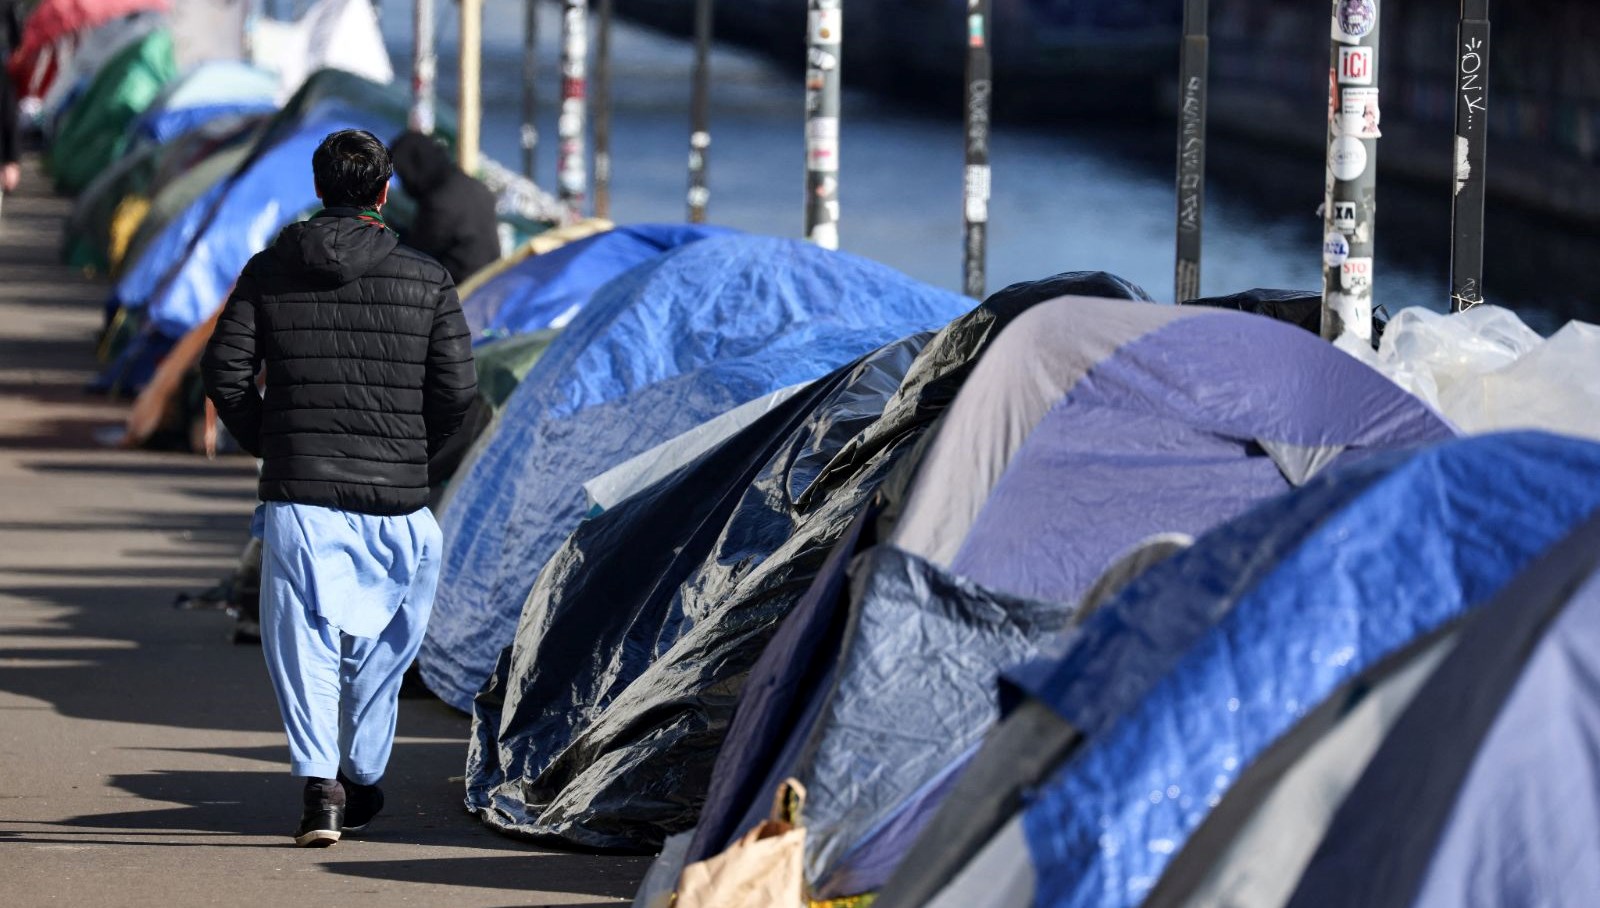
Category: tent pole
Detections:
[
  {"x1": 459, "y1": 0, "x2": 483, "y2": 174},
  {"x1": 687, "y1": 0, "x2": 713, "y2": 223},
  {"x1": 1174, "y1": 0, "x2": 1207, "y2": 303},
  {"x1": 521, "y1": 0, "x2": 538, "y2": 181},
  {"x1": 803, "y1": 0, "x2": 842, "y2": 249},
  {"x1": 961, "y1": 0, "x2": 991, "y2": 299},
  {"x1": 558, "y1": 0, "x2": 591, "y2": 216},
  {"x1": 1449, "y1": 0, "x2": 1490, "y2": 311},
  {"x1": 593, "y1": 0, "x2": 613, "y2": 218},
  {"x1": 1320, "y1": 0, "x2": 1381, "y2": 342},
  {"x1": 409, "y1": 0, "x2": 436, "y2": 133}
]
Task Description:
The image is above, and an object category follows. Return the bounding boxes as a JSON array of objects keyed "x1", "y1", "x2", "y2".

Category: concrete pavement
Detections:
[{"x1": 0, "y1": 160, "x2": 648, "y2": 906}]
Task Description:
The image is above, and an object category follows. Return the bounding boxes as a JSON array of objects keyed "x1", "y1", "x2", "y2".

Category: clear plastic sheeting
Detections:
[
  {"x1": 422, "y1": 236, "x2": 973, "y2": 712},
  {"x1": 1337, "y1": 305, "x2": 1600, "y2": 441}
]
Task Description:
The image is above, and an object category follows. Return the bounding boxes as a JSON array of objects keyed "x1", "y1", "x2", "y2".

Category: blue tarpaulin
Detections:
[
  {"x1": 1017, "y1": 432, "x2": 1600, "y2": 908},
  {"x1": 419, "y1": 235, "x2": 973, "y2": 711},
  {"x1": 462, "y1": 224, "x2": 732, "y2": 342}
]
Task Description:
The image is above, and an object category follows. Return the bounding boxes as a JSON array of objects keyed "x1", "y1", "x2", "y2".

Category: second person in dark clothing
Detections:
[{"x1": 389, "y1": 130, "x2": 502, "y2": 284}]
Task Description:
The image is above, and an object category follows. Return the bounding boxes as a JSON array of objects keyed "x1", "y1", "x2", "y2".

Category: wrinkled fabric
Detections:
[
  {"x1": 1287, "y1": 507, "x2": 1600, "y2": 908},
  {"x1": 422, "y1": 235, "x2": 972, "y2": 711},
  {"x1": 256, "y1": 501, "x2": 442, "y2": 783},
  {"x1": 1020, "y1": 433, "x2": 1600, "y2": 908}
]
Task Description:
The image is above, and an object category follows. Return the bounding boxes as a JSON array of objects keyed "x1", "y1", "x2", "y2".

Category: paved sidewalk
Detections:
[{"x1": 0, "y1": 160, "x2": 647, "y2": 906}]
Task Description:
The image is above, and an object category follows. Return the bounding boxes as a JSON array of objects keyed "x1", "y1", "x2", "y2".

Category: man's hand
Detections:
[{"x1": 1, "y1": 163, "x2": 19, "y2": 193}]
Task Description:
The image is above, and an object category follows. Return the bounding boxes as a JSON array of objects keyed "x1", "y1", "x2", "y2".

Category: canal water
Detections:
[{"x1": 378, "y1": 1, "x2": 1585, "y2": 330}]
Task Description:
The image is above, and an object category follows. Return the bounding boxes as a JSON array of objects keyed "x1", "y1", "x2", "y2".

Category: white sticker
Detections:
[
  {"x1": 809, "y1": 221, "x2": 839, "y2": 250},
  {"x1": 1328, "y1": 292, "x2": 1373, "y2": 340},
  {"x1": 1333, "y1": 0, "x2": 1377, "y2": 45},
  {"x1": 809, "y1": 9, "x2": 842, "y2": 45},
  {"x1": 1454, "y1": 134, "x2": 1471, "y2": 195},
  {"x1": 1333, "y1": 200, "x2": 1357, "y2": 230},
  {"x1": 1340, "y1": 87, "x2": 1382, "y2": 138},
  {"x1": 1338, "y1": 46, "x2": 1373, "y2": 85},
  {"x1": 964, "y1": 164, "x2": 991, "y2": 224},
  {"x1": 807, "y1": 118, "x2": 839, "y2": 172},
  {"x1": 1329, "y1": 135, "x2": 1368, "y2": 181},
  {"x1": 1323, "y1": 231, "x2": 1351, "y2": 267},
  {"x1": 1340, "y1": 256, "x2": 1373, "y2": 294}
]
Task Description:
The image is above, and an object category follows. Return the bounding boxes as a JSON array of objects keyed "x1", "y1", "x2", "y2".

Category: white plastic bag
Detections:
[{"x1": 1338, "y1": 305, "x2": 1600, "y2": 442}]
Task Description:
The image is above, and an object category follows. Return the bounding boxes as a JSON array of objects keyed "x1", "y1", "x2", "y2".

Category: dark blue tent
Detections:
[
  {"x1": 685, "y1": 297, "x2": 1454, "y2": 899},
  {"x1": 419, "y1": 235, "x2": 974, "y2": 711},
  {"x1": 461, "y1": 224, "x2": 732, "y2": 342},
  {"x1": 878, "y1": 432, "x2": 1600, "y2": 908}
]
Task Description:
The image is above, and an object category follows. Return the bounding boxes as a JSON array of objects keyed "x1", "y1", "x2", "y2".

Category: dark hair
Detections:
[{"x1": 312, "y1": 129, "x2": 393, "y2": 209}]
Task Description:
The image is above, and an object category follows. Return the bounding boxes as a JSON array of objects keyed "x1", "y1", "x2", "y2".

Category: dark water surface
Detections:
[{"x1": 377, "y1": 1, "x2": 1591, "y2": 330}]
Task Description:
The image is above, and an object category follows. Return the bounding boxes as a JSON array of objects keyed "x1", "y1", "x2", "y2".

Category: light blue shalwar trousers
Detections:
[{"x1": 254, "y1": 501, "x2": 443, "y2": 784}]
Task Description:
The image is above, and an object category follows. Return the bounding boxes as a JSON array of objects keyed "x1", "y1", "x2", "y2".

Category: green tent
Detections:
[
  {"x1": 474, "y1": 329, "x2": 560, "y2": 411},
  {"x1": 49, "y1": 29, "x2": 178, "y2": 195}
]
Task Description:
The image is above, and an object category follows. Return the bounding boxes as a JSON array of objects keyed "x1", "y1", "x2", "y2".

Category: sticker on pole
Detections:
[
  {"x1": 1340, "y1": 256, "x2": 1373, "y2": 294},
  {"x1": 1329, "y1": 135, "x2": 1368, "y2": 181},
  {"x1": 1340, "y1": 87, "x2": 1382, "y2": 138},
  {"x1": 807, "y1": 117, "x2": 840, "y2": 172},
  {"x1": 1323, "y1": 231, "x2": 1351, "y2": 267},
  {"x1": 1332, "y1": 200, "x2": 1357, "y2": 230},
  {"x1": 1338, "y1": 46, "x2": 1373, "y2": 85},
  {"x1": 1333, "y1": 0, "x2": 1377, "y2": 45},
  {"x1": 964, "y1": 164, "x2": 990, "y2": 224},
  {"x1": 809, "y1": 9, "x2": 842, "y2": 45}
]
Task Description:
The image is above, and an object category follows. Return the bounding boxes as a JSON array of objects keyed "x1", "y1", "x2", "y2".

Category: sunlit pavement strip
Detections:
[{"x1": 0, "y1": 158, "x2": 647, "y2": 905}]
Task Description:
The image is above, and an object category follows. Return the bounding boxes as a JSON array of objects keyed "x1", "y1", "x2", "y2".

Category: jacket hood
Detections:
[
  {"x1": 391, "y1": 131, "x2": 457, "y2": 196},
  {"x1": 273, "y1": 211, "x2": 400, "y2": 285}
]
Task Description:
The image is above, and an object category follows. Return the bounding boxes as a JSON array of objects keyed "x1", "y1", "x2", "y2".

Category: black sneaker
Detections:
[
  {"x1": 338, "y1": 771, "x2": 384, "y2": 833},
  {"x1": 294, "y1": 778, "x2": 345, "y2": 847}
]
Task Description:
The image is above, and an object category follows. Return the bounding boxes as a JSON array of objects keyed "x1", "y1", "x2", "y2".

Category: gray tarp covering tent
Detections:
[
  {"x1": 684, "y1": 296, "x2": 1454, "y2": 901},
  {"x1": 465, "y1": 272, "x2": 1152, "y2": 851}
]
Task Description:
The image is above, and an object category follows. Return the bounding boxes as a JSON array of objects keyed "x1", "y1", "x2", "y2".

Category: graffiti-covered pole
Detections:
[
  {"x1": 1174, "y1": 0, "x2": 1207, "y2": 303},
  {"x1": 521, "y1": 0, "x2": 538, "y2": 180},
  {"x1": 409, "y1": 0, "x2": 436, "y2": 133},
  {"x1": 687, "y1": 0, "x2": 713, "y2": 223},
  {"x1": 1321, "y1": 0, "x2": 1381, "y2": 342},
  {"x1": 803, "y1": 0, "x2": 841, "y2": 249},
  {"x1": 1449, "y1": 0, "x2": 1490, "y2": 311},
  {"x1": 594, "y1": 0, "x2": 614, "y2": 218},
  {"x1": 557, "y1": 0, "x2": 590, "y2": 214},
  {"x1": 962, "y1": 0, "x2": 991, "y2": 299},
  {"x1": 459, "y1": 0, "x2": 484, "y2": 174}
]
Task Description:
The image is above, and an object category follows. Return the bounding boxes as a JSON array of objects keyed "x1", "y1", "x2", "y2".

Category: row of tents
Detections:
[
  {"x1": 10, "y1": 0, "x2": 562, "y2": 412},
  {"x1": 21, "y1": 3, "x2": 1600, "y2": 904}
]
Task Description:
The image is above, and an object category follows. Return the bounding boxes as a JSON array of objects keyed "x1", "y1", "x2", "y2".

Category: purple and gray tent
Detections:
[
  {"x1": 877, "y1": 431, "x2": 1600, "y2": 908},
  {"x1": 683, "y1": 296, "x2": 1454, "y2": 900}
]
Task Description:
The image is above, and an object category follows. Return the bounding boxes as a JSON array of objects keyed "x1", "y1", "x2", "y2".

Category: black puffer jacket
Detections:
[
  {"x1": 391, "y1": 131, "x2": 502, "y2": 283},
  {"x1": 201, "y1": 210, "x2": 478, "y2": 516}
]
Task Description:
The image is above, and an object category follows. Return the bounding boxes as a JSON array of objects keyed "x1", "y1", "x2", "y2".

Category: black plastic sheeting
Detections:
[
  {"x1": 465, "y1": 272, "x2": 1152, "y2": 851},
  {"x1": 1186, "y1": 288, "x2": 1388, "y2": 341}
]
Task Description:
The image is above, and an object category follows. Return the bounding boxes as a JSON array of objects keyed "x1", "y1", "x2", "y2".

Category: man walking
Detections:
[{"x1": 202, "y1": 130, "x2": 476, "y2": 847}]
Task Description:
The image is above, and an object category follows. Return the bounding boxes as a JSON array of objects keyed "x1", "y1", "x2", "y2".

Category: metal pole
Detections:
[
  {"x1": 961, "y1": 0, "x2": 991, "y2": 299},
  {"x1": 1174, "y1": 0, "x2": 1208, "y2": 303},
  {"x1": 1449, "y1": 0, "x2": 1490, "y2": 311},
  {"x1": 687, "y1": 0, "x2": 713, "y2": 223},
  {"x1": 1320, "y1": 0, "x2": 1381, "y2": 342},
  {"x1": 803, "y1": 0, "x2": 841, "y2": 249},
  {"x1": 593, "y1": 0, "x2": 613, "y2": 218},
  {"x1": 459, "y1": 0, "x2": 483, "y2": 174},
  {"x1": 521, "y1": 0, "x2": 538, "y2": 181},
  {"x1": 557, "y1": 0, "x2": 590, "y2": 214},
  {"x1": 409, "y1": 0, "x2": 436, "y2": 133}
]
